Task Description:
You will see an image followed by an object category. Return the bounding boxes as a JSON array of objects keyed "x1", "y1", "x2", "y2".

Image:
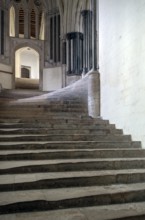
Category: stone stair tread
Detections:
[
  {"x1": 0, "y1": 97, "x2": 143, "y2": 218},
  {"x1": 0, "y1": 128, "x2": 116, "y2": 133},
  {"x1": 0, "y1": 148, "x2": 144, "y2": 155},
  {"x1": 0, "y1": 140, "x2": 135, "y2": 145},
  {"x1": 0, "y1": 134, "x2": 131, "y2": 142},
  {"x1": 1, "y1": 202, "x2": 145, "y2": 220},
  {"x1": 1, "y1": 169, "x2": 145, "y2": 185},
  {"x1": 0, "y1": 128, "x2": 122, "y2": 136},
  {"x1": 0, "y1": 124, "x2": 113, "y2": 129},
  {"x1": 0, "y1": 119, "x2": 109, "y2": 124},
  {"x1": 0, "y1": 182, "x2": 145, "y2": 206},
  {"x1": 0, "y1": 128, "x2": 110, "y2": 131},
  {"x1": 0, "y1": 134, "x2": 125, "y2": 137},
  {"x1": 0, "y1": 158, "x2": 145, "y2": 170},
  {"x1": 0, "y1": 148, "x2": 144, "y2": 160}
]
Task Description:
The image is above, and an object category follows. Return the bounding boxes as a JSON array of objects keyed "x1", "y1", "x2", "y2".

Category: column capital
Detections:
[
  {"x1": 66, "y1": 32, "x2": 83, "y2": 40},
  {"x1": 81, "y1": 10, "x2": 92, "y2": 17}
]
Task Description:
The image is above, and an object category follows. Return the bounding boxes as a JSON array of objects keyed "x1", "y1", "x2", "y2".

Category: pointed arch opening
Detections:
[
  {"x1": 19, "y1": 7, "x2": 24, "y2": 38},
  {"x1": 15, "y1": 47, "x2": 40, "y2": 89},
  {"x1": 39, "y1": 11, "x2": 45, "y2": 40},
  {"x1": 30, "y1": 9, "x2": 36, "y2": 39},
  {"x1": 9, "y1": 6, "x2": 15, "y2": 37}
]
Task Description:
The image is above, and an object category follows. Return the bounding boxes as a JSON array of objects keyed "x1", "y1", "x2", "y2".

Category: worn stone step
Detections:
[
  {"x1": 0, "y1": 102, "x2": 85, "y2": 107},
  {"x1": 0, "y1": 103, "x2": 85, "y2": 109},
  {"x1": 0, "y1": 118, "x2": 109, "y2": 124},
  {"x1": 0, "y1": 123, "x2": 116, "y2": 130},
  {"x1": 1, "y1": 158, "x2": 145, "y2": 174},
  {"x1": 0, "y1": 112, "x2": 85, "y2": 119},
  {"x1": 0, "y1": 141, "x2": 141, "y2": 150},
  {"x1": 0, "y1": 113, "x2": 88, "y2": 120},
  {"x1": 0, "y1": 183, "x2": 145, "y2": 214},
  {"x1": 0, "y1": 128, "x2": 122, "y2": 135},
  {"x1": 0, "y1": 134, "x2": 131, "y2": 142},
  {"x1": 0, "y1": 108, "x2": 86, "y2": 114},
  {"x1": 0, "y1": 149, "x2": 144, "y2": 161},
  {"x1": 0, "y1": 117, "x2": 109, "y2": 125},
  {"x1": 1, "y1": 169, "x2": 145, "y2": 192},
  {"x1": 0, "y1": 107, "x2": 86, "y2": 113},
  {"x1": 0, "y1": 105, "x2": 86, "y2": 110},
  {"x1": 1, "y1": 202, "x2": 145, "y2": 220}
]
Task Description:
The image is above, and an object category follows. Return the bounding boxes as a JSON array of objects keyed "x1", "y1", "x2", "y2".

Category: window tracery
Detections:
[{"x1": 9, "y1": 0, "x2": 45, "y2": 40}]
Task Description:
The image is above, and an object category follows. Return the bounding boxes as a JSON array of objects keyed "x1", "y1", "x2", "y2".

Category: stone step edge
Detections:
[
  {"x1": 1, "y1": 169, "x2": 145, "y2": 191},
  {"x1": 0, "y1": 183, "x2": 145, "y2": 214},
  {"x1": 1, "y1": 158, "x2": 145, "y2": 174},
  {"x1": 0, "y1": 148, "x2": 143, "y2": 153},
  {"x1": 0, "y1": 141, "x2": 141, "y2": 149},
  {"x1": 0, "y1": 149, "x2": 145, "y2": 160},
  {"x1": 1, "y1": 202, "x2": 145, "y2": 220}
]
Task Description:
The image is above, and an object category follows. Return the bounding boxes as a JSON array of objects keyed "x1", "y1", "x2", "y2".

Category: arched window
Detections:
[
  {"x1": 19, "y1": 8, "x2": 24, "y2": 38},
  {"x1": 30, "y1": 9, "x2": 36, "y2": 39},
  {"x1": 39, "y1": 12, "x2": 45, "y2": 40},
  {"x1": 9, "y1": 0, "x2": 45, "y2": 41},
  {"x1": 50, "y1": 13, "x2": 61, "y2": 63},
  {"x1": 9, "y1": 6, "x2": 15, "y2": 37}
]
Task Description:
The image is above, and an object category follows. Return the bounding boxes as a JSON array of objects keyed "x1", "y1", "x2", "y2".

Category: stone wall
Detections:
[
  {"x1": 0, "y1": 63, "x2": 13, "y2": 89},
  {"x1": 99, "y1": 0, "x2": 145, "y2": 147},
  {"x1": 43, "y1": 67, "x2": 63, "y2": 91}
]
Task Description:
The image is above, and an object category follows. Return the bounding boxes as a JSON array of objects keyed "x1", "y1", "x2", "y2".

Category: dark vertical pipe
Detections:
[
  {"x1": 92, "y1": 0, "x2": 99, "y2": 70},
  {"x1": 1, "y1": 10, "x2": 4, "y2": 55}
]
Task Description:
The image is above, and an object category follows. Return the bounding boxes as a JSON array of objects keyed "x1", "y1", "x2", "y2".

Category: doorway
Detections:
[{"x1": 15, "y1": 47, "x2": 40, "y2": 90}]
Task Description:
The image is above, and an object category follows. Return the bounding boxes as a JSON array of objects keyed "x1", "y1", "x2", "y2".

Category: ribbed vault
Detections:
[{"x1": 57, "y1": 0, "x2": 91, "y2": 36}]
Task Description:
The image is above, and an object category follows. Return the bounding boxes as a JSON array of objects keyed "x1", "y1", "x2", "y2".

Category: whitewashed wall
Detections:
[
  {"x1": 99, "y1": 0, "x2": 145, "y2": 147},
  {"x1": 43, "y1": 67, "x2": 62, "y2": 91},
  {"x1": 0, "y1": 64, "x2": 13, "y2": 89}
]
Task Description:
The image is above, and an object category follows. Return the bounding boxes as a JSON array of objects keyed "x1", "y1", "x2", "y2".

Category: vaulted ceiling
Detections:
[
  {"x1": 57, "y1": 0, "x2": 91, "y2": 35},
  {"x1": 1, "y1": 0, "x2": 92, "y2": 37}
]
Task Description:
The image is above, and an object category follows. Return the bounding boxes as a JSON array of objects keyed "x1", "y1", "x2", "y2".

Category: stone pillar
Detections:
[
  {"x1": 62, "y1": 39, "x2": 66, "y2": 65},
  {"x1": 88, "y1": 70, "x2": 100, "y2": 118},
  {"x1": 88, "y1": 0, "x2": 100, "y2": 118},
  {"x1": 66, "y1": 32, "x2": 83, "y2": 75},
  {"x1": 0, "y1": 9, "x2": 4, "y2": 55},
  {"x1": 81, "y1": 10, "x2": 92, "y2": 74},
  {"x1": 0, "y1": 9, "x2": 1, "y2": 54}
]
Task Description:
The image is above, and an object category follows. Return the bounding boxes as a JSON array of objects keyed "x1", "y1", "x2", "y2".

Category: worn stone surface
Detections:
[{"x1": 0, "y1": 91, "x2": 144, "y2": 219}]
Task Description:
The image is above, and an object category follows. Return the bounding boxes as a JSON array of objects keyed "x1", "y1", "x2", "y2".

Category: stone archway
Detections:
[
  {"x1": 15, "y1": 47, "x2": 40, "y2": 90},
  {"x1": 12, "y1": 41, "x2": 44, "y2": 90}
]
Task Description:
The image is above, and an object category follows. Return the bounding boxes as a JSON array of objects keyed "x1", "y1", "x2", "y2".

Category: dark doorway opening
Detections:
[{"x1": 21, "y1": 66, "x2": 31, "y2": 78}]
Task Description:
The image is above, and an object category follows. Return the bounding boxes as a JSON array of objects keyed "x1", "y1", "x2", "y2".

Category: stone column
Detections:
[
  {"x1": 62, "y1": 39, "x2": 66, "y2": 65},
  {"x1": 57, "y1": 15, "x2": 61, "y2": 62},
  {"x1": 88, "y1": 0, "x2": 100, "y2": 118},
  {"x1": 81, "y1": 10, "x2": 92, "y2": 74},
  {"x1": 0, "y1": 9, "x2": 5, "y2": 55},
  {"x1": 0, "y1": 9, "x2": 1, "y2": 54},
  {"x1": 66, "y1": 32, "x2": 83, "y2": 75}
]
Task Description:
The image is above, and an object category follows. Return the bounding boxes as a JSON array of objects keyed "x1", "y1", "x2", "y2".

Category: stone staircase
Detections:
[
  {"x1": 0, "y1": 89, "x2": 47, "y2": 101},
  {"x1": 0, "y1": 97, "x2": 145, "y2": 219}
]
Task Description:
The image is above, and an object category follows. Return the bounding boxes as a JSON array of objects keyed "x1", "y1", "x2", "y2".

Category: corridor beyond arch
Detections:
[{"x1": 15, "y1": 47, "x2": 40, "y2": 90}]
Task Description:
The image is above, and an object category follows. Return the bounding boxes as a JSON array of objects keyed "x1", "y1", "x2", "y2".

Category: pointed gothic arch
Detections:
[
  {"x1": 9, "y1": 0, "x2": 46, "y2": 40},
  {"x1": 9, "y1": 5, "x2": 15, "y2": 37}
]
